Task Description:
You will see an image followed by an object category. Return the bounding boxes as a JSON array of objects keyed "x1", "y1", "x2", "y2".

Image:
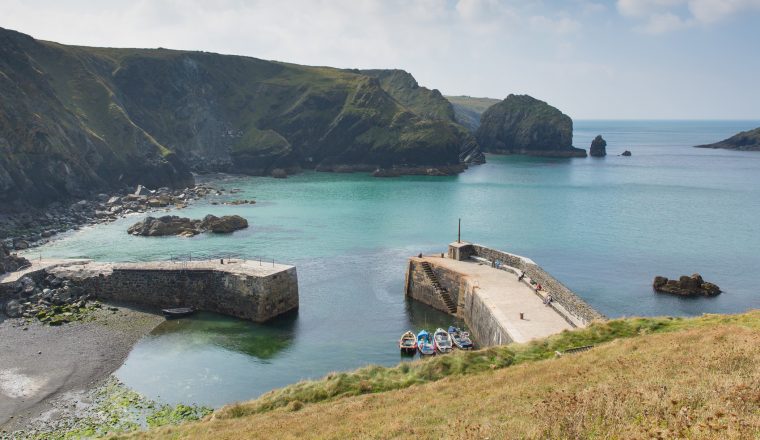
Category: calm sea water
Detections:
[{"x1": 29, "y1": 120, "x2": 760, "y2": 407}]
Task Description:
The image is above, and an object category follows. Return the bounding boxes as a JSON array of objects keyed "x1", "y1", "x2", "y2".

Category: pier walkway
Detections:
[{"x1": 418, "y1": 256, "x2": 573, "y2": 343}]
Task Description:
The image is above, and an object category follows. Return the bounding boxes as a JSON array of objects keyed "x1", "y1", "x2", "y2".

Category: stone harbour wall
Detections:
[
  {"x1": 28, "y1": 260, "x2": 300, "y2": 322},
  {"x1": 460, "y1": 278, "x2": 512, "y2": 346},
  {"x1": 405, "y1": 260, "x2": 511, "y2": 347},
  {"x1": 405, "y1": 260, "x2": 452, "y2": 314},
  {"x1": 468, "y1": 244, "x2": 604, "y2": 325}
]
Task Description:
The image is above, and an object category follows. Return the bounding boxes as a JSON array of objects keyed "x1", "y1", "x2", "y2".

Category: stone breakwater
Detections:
[
  {"x1": 450, "y1": 243, "x2": 604, "y2": 325},
  {"x1": 2, "y1": 259, "x2": 299, "y2": 323},
  {"x1": 406, "y1": 242, "x2": 603, "y2": 346}
]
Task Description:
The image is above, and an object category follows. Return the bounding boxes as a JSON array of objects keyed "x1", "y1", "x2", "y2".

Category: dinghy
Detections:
[
  {"x1": 161, "y1": 307, "x2": 195, "y2": 319},
  {"x1": 434, "y1": 328, "x2": 453, "y2": 354},
  {"x1": 448, "y1": 326, "x2": 474, "y2": 350},
  {"x1": 417, "y1": 330, "x2": 435, "y2": 356},
  {"x1": 399, "y1": 331, "x2": 417, "y2": 355}
]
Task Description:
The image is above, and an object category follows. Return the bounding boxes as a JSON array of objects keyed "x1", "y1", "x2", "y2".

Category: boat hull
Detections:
[{"x1": 162, "y1": 307, "x2": 195, "y2": 319}]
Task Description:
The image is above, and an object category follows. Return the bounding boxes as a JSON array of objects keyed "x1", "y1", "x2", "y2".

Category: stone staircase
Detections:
[{"x1": 420, "y1": 261, "x2": 457, "y2": 314}]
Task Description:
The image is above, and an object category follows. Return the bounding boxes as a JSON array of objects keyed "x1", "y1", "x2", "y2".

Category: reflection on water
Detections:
[{"x1": 150, "y1": 311, "x2": 298, "y2": 359}]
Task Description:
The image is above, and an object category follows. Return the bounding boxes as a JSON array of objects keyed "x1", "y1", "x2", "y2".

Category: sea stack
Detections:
[
  {"x1": 589, "y1": 135, "x2": 607, "y2": 157},
  {"x1": 475, "y1": 94, "x2": 587, "y2": 157}
]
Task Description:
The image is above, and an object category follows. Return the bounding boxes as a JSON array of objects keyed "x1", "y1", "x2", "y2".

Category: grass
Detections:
[{"x1": 114, "y1": 310, "x2": 760, "y2": 439}]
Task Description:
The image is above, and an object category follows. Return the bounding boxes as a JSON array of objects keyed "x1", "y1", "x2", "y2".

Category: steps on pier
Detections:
[{"x1": 420, "y1": 261, "x2": 457, "y2": 314}]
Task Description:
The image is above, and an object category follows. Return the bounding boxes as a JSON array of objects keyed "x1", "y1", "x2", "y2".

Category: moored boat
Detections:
[
  {"x1": 399, "y1": 330, "x2": 417, "y2": 355},
  {"x1": 434, "y1": 328, "x2": 453, "y2": 354},
  {"x1": 417, "y1": 330, "x2": 435, "y2": 356},
  {"x1": 161, "y1": 307, "x2": 195, "y2": 319},
  {"x1": 449, "y1": 326, "x2": 474, "y2": 350}
]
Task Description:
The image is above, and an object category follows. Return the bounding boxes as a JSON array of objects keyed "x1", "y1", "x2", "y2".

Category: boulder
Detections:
[
  {"x1": 652, "y1": 273, "x2": 721, "y2": 297},
  {"x1": 0, "y1": 243, "x2": 30, "y2": 274},
  {"x1": 133, "y1": 185, "x2": 152, "y2": 196},
  {"x1": 589, "y1": 135, "x2": 607, "y2": 157},
  {"x1": 128, "y1": 214, "x2": 247, "y2": 236},
  {"x1": 127, "y1": 216, "x2": 202, "y2": 236},
  {"x1": 271, "y1": 168, "x2": 288, "y2": 179},
  {"x1": 621, "y1": 150, "x2": 632, "y2": 156},
  {"x1": 4, "y1": 300, "x2": 22, "y2": 318},
  {"x1": 200, "y1": 215, "x2": 249, "y2": 233}
]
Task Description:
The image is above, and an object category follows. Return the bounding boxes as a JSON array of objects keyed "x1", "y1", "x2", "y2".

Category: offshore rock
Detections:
[
  {"x1": 200, "y1": 214, "x2": 248, "y2": 233},
  {"x1": 622, "y1": 150, "x2": 632, "y2": 156},
  {"x1": 589, "y1": 135, "x2": 607, "y2": 157},
  {"x1": 475, "y1": 94, "x2": 586, "y2": 157},
  {"x1": 653, "y1": 274, "x2": 721, "y2": 297},
  {"x1": 128, "y1": 215, "x2": 248, "y2": 236}
]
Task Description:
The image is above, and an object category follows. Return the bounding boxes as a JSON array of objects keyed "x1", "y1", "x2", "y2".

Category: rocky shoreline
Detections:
[{"x1": 0, "y1": 183, "x2": 225, "y2": 254}]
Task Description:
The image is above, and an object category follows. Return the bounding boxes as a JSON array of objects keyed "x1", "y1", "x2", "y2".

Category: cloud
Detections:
[
  {"x1": 529, "y1": 15, "x2": 581, "y2": 34},
  {"x1": 618, "y1": 0, "x2": 760, "y2": 33}
]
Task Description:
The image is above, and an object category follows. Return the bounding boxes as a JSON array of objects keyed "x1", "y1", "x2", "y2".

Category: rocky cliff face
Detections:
[
  {"x1": 475, "y1": 94, "x2": 586, "y2": 157},
  {"x1": 0, "y1": 28, "x2": 483, "y2": 207},
  {"x1": 0, "y1": 28, "x2": 194, "y2": 206},
  {"x1": 695, "y1": 127, "x2": 760, "y2": 151}
]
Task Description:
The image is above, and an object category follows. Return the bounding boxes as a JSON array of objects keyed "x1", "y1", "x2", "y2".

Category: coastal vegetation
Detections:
[{"x1": 115, "y1": 311, "x2": 759, "y2": 439}]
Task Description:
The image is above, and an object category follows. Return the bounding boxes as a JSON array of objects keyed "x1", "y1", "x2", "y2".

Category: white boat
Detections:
[{"x1": 433, "y1": 328, "x2": 453, "y2": 354}]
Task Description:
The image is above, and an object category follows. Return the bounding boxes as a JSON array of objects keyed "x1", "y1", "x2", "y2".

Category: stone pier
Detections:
[
  {"x1": 1, "y1": 259, "x2": 299, "y2": 322},
  {"x1": 405, "y1": 242, "x2": 604, "y2": 346}
]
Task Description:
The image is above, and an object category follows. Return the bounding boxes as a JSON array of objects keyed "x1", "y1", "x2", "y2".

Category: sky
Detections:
[{"x1": 2, "y1": 0, "x2": 759, "y2": 119}]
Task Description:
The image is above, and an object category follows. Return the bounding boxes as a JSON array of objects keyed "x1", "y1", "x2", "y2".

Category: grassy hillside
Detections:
[
  {"x1": 0, "y1": 28, "x2": 482, "y2": 206},
  {"x1": 117, "y1": 311, "x2": 760, "y2": 439},
  {"x1": 445, "y1": 95, "x2": 501, "y2": 132}
]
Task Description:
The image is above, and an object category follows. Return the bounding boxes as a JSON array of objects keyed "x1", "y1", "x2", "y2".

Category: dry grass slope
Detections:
[{"x1": 116, "y1": 311, "x2": 760, "y2": 439}]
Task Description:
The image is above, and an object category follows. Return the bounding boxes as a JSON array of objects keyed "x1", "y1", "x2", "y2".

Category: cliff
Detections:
[
  {"x1": 695, "y1": 127, "x2": 760, "y2": 151},
  {"x1": 445, "y1": 95, "x2": 501, "y2": 132},
  {"x1": 0, "y1": 28, "x2": 483, "y2": 206},
  {"x1": 475, "y1": 94, "x2": 586, "y2": 157}
]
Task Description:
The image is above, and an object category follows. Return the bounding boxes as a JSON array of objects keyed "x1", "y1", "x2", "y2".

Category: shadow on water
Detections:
[{"x1": 149, "y1": 310, "x2": 299, "y2": 360}]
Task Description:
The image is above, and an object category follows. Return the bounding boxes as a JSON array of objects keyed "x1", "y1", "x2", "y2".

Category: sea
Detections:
[{"x1": 27, "y1": 120, "x2": 760, "y2": 407}]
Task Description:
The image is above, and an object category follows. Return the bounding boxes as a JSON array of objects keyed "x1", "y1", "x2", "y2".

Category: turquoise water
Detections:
[{"x1": 30, "y1": 120, "x2": 760, "y2": 407}]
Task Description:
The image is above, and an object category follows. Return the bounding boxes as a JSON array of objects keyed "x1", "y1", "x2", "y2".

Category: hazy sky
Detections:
[{"x1": 2, "y1": 0, "x2": 759, "y2": 119}]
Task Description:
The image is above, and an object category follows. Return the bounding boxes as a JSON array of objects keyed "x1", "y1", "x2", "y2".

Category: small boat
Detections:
[
  {"x1": 434, "y1": 328, "x2": 453, "y2": 353},
  {"x1": 449, "y1": 326, "x2": 474, "y2": 350},
  {"x1": 161, "y1": 307, "x2": 195, "y2": 319},
  {"x1": 399, "y1": 331, "x2": 417, "y2": 355},
  {"x1": 417, "y1": 330, "x2": 435, "y2": 356}
]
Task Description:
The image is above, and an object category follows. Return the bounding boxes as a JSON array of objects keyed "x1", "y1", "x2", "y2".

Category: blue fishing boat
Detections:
[{"x1": 417, "y1": 330, "x2": 435, "y2": 356}]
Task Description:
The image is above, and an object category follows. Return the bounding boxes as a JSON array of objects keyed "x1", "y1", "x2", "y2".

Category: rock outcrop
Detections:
[
  {"x1": 589, "y1": 135, "x2": 607, "y2": 157},
  {"x1": 695, "y1": 127, "x2": 760, "y2": 151},
  {"x1": 128, "y1": 215, "x2": 248, "y2": 237},
  {"x1": 475, "y1": 95, "x2": 587, "y2": 157},
  {"x1": 653, "y1": 274, "x2": 721, "y2": 297},
  {"x1": 0, "y1": 27, "x2": 484, "y2": 208},
  {"x1": 0, "y1": 243, "x2": 30, "y2": 274}
]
